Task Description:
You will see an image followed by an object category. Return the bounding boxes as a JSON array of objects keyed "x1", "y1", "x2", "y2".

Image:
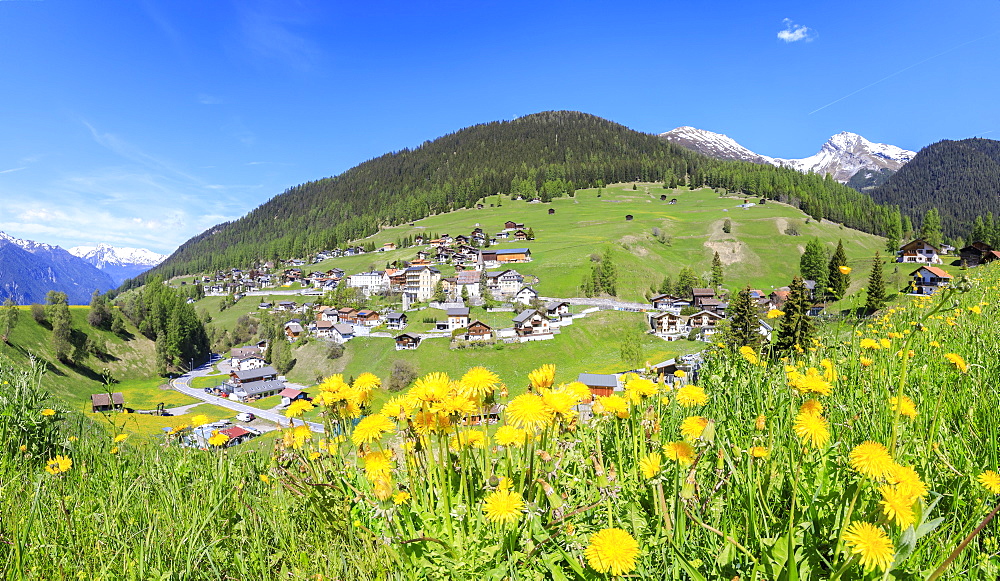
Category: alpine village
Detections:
[{"x1": 4, "y1": 17, "x2": 1000, "y2": 577}]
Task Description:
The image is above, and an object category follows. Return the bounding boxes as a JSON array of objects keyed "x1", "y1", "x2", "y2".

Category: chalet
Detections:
[
  {"x1": 332, "y1": 324, "x2": 355, "y2": 343},
  {"x1": 465, "y1": 320, "x2": 493, "y2": 341},
  {"x1": 691, "y1": 288, "x2": 716, "y2": 307},
  {"x1": 276, "y1": 300, "x2": 297, "y2": 311},
  {"x1": 769, "y1": 289, "x2": 791, "y2": 309},
  {"x1": 284, "y1": 322, "x2": 303, "y2": 340},
  {"x1": 504, "y1": 220, "x2": 524, "y2": 230},
  {"x1": 356, "y1": 310, "x2": 381, "y2": 327},
  {"x1": 395, "y1": 333, "x2": 421, "y2": 350},
  {"x1": 320, "y1": 308, "x2": 339, "y2": 322},
  {"x1": 650, "y1": 294, "x2": 690, "y2": 312},
  {"x1": 337, "y1": 307, "x2": 358, "y2": 324},
  {"x1": 897, "y1": 239, "x2": 942, "y2": 264},
  {"x1": 959, "y1": 242, "x2": 995, "y2": 267},
  {"x1": 649, "y1": 311, "x2": 687, "y2": 337},
  {"x1": 650, "y1": 359, "x2": 680, "y2": 382},
  {"x1": 217, "y1": 426, "x2": 256, "y2": 447},
  {"x1": 233, "y1": 355, "x2": 268, "y2": 371},
  {"x1": 513, "y1": 229, "x2": 528, "y2": 241},
  {"x1": 446, "y1": 307, "x2": 470, "y2": 330},
  {"x1": 313, "y1": 320, "x2": 335, "y2": 339},
  {"x1": 478, "y1": 248, "x2": 532, "y2": 268},
  {"x1": 512, "y1": 309, "x2": 551, "y2": 337},
  {"x1": 231, "y1": 366, "x2": 278, "y2": 385},
  {"x1": 230, "y1": 345, "x2": 262, "y2": 362},
  {"x1": 687, "y1": 310, "x2": 724, "y2": 336},
  {"x1": 91, "y1": 392, "x2": 125, "y2": 413},
  {"x1": 258, "y1": 302, "x2": 273, "y2": 309},
  {"x1": 279, "y1": 388, "x2": 308, "y2": 406},
  {"x1": 577, "y1": 373, "x2": 621, "y2": 400},
  {"x1": 910, "y1": 266, "x2": 953, "y2": 295},
  {"x1": 485, "y1": 269, "x2": 524, "y2": 296},
  {"x1": 454, "y1": 235, "x2": 470, "y2": 245},
  {"x1": 382, "y1": 242, "x2": 397, "y2": 251},
  {"x1": 513, "y1": 287, "x2": 539, "y2": 305},
  {"x1": 544, "y1": 300, "x2": 570, "y2": 318},
  {"x1": 698, "y1": 298, "x2": 727, "y2": 315},
  {"x1": 385, "y1": 312, "x2": 408, "y2": 330}
]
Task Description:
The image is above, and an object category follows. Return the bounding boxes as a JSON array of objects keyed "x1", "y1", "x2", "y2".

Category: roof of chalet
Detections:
[
  {"x1": 468, "y1": 320, "x2": 492, "y2": 329},
  {"x1": 512, "y1": 309, "x2": 539, "y2": 324},
  {"x1": 91, "y1": 392, "x2": 125, "y2": 407},
  {"x1": 278, "y1": 388, "x2": 303, "y2": 398},
  {"x1": 692, "y1": 288, "x2": 715, "y2": 296},
  {"x1": 577, "y1": 373, "x2": 619, "y2": 388},
  {"x1": 446, "y1": 307, "x2": 470, "y2": 317},
  {"x1": 911, "y1": 266, "x2": 953, "y2": 278},
  {"x1": 233, "y1": 367, "x2": 278, "y2": 380},
  {"x1": 899, "y1": 238, "x2": 940, "y2": 252},
  {"x1": 545, "y1": 300, "x2": 568, "y2": 310},
  {"x1": 515, "y1": 286, "x2": 538, "y2": 295},
  {"x1": 237, "y1": 379, "x2": 286, "y2": 396},
  {"x1": 386, "y1": 312, "x2": 406, "y2": 320},
  {"x1": 396, "y1": 333, "x2": 420, "y2": 341},
  {"x1": 333, "y1": 324, "x2": 355, "y2": 335},
  {"x1": 220, "y1": 426, "x2": 252, "y2": 439}
]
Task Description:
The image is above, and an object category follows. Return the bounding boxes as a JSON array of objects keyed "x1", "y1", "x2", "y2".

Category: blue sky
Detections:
[{"x1": 1, "y1": 0, "x2": 998, "y2": 255}]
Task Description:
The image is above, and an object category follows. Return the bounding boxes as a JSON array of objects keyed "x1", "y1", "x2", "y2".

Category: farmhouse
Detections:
[
  {"x1": 649, "y1": 311, "x2": 688, "y2": 337},
  {"x1": 485, "y1": 269, "x2": 524, "y2": 296},
  {"x1": 512, "y1": 309, "x2": 551, "y2": 337},
  {"x1": 909, "y1": 266, "x2": 953, "y2": 295},
  {"x1": 478, "y1": 248, "x2": 532, "y2": 268},
  {"x1": 577, "y1": 373, "x2": 621, "y2": 400},
  {"x1": 686, "y1": 310, "x2": 723, "y2": 337},
  {"x1": 283, "y1": 322, "x2": 303, "y2": 341},
  {"x1": 331, "y1": 324, "x2": 355, "y2": 343},
  {"x1": 650, "y1": 294, "x2": 689, "y2": 311},
  {"x1": 385, "y1": 312, "x2": 408, "y2": 330},
  {"x1": 513, "y1": 287, "x2": 539, "y2": 305},
  {"x1": 356, "y1": 310, "x2": 381, "y2": 327},
  {"x1": 897, "y1": 239, "x2": 942, "y2": 264},
  {"x1": 91, "y1": 392, "x2": 125, "y2": 413},
  {"x1": 691, "y1": 288, "x2": 716, "y2": 307},
  {"x1": 465, "y1": 320, "x2": 493, "y2": 341},
  {"x1": 544, "y1": 301, "x2": 570, "y2": 318},
  {"x1": 959, "y1": 242, "x2": 998, "y2": 267},
  {"x1": 395, "y1": 333, "x2": 421, "y2": 350}
]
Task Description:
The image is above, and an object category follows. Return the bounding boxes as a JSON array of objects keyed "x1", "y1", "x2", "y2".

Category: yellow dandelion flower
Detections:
[
  {"x1": 979, "y1": 471, "x2": 1000, "y2": 494},
  {"x1": 799, "y1": 399, "x2": 823, "y2": 416},
  {"x1": 506, "y1": 393, "x2": 553, "y2": 429},
  {"x1": 639, "y1": 452, "x2": 661, "y2": 479},
  {"x1": 663, "y1": 441, "x2": 695, "y2": 465},
  {"x1": 373, "y1": 476, "x2": 393, "y2": 501},
  {"x1": 408, "y1": 372, "x2": 451, "y2": 405},
  {"x1": 880, "y1": 338, "x2": 892, "y2": 348},
  {"x1": 739, "y1": 345, "x2": 760, "y2": 365},
  {"x1": 527, "y1": 364, "x2": 556, "y2": 390},
  {"x1": 363, "y1": 450, "x2": 393, "y2": 481},
  {"x1": 379, "y1": 395, "x2": 411, "y2": 419},
  {"x1": 970, "y1": 305, "x2": 982, "y2": 315},
  {"x1": 109, "y1": 446, "x2": 119, "y2": 455},
  {"x1": 540, "y1": 388, "x2": 578, "y2": 417},
  {"x1": 849, "y1": 441, "x2": 895, "y2": 479},
  {"x1": 879, "y1": 485, "x2": 916, "y2": 529},
  {"x1": 412, "y1": 410, "x2": 450, "y2": 435},
  {"x1": 673, "y1": 369, "x2": 686, "y2": 379},
  {"x1": 19, "y1": 444, "x2": 26, "y2": 452},
  {"x1": 584, "y1": 528, "x2": 639, "y2": 576},
  {"x1": 208, "y1": 431, "x2": 230, "y2": 447},
  {"x1": 460, "y1": 366, "x2": 500, "y2": 399},
  {"x1": 67, "y1": 436, "x2": 77, "y2": 443},
  {"x1": 595, "y1": 394, "x2": 629, "y2": 418},
  {"x1": 889, "y1": 395, "x2": 918, "y2": 419},
  {"x1": 45, "y1": 455, "x2": 72, "y2": 475},
  {"x1": 352, "y1": 414, "x2": 395, "y2": 445},
  {"x1": 839, "y1": 265, "x2": 852, "y2": 275},
  {"x1": 449, "y1": 430, "x2": 487, "y2": 451},
  {"x1": 482, "y1": 489, "x2": 525, "y2": 524},
  {"x1": 787, "y1": 368, "x2": 833, "y2": 396},
  {"x1": 860, "y1": 338, "x2": 880, "y2": 350},
  {"x1": 749, "y1": 446, "x2": 769, "y2": 458},
  {"x1": 259, "y1": 474, "x2": 270, "y2": 484},
  {"x1": 285, "y1": 399, "x2": 315, "y2": 418},
  {"x1": 623, "y1": 376, "x2": 658, "y2": 403},
  {"x1": 944, "y1": 353, "x2": 968, "y2": 373},
  {"x1": 392, "y1": 491, "x2": 411, "y2": 505},
  {"x1": 494, "y1": 425, "x2": 527, "y2": 447},
  {"x1": 437, "y1": 393, "x2": 478, "y2": 416},
  {"x1": 190, "y1": 414, "x2": 210, "y2": 426},
  {"x1": 755, "y1": 413, "x2": 766, "y2": 431},
  {"x1": 562, "y1": 381, "x2": 592, "y2": 402},
  {"x1": 842, "y1": 521, "x2": 895, "y2": 572},
  {"x1": 675, "y1": 384, "x2": 709, "y2": 407},
  {"x1": 888, "y1": 465, "x2": 929, "y2": 499},
  {"x1": 353, "y1": 372, "x2": 381, "y2": 402},
  {"x1": 860, "y1": 356, "x2": 873, "y2": 367},
  {"x1": 766, "y1": 308, "x2": 784, "y2": 319},
  {"x1": 113, "y1": 433, "x2": 129, "y2": 443},
  {"x1": 283, "y1": 424, "x2": 312, "y2": 449},
  {"x1": 793, "y1": 412, "x2": 830, "y2": 448},
  {"x1": 41, "y1": 408, "x2": 55, "y2": 417},
  {"x1": 680, "y1": 416, "x2": 709, "y2": 440},
  {"x1": 929, "y1": 340, "x2": 941, "y2": 348}
]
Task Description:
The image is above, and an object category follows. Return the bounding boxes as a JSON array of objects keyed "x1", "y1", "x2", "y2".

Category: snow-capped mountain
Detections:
[
  {"x1": 0, "y1": 231, "x2": 116, "y2": 305},
  {"x1": 660, "y1": 127, "x2": 916, "y2": 183},
  {"x1": 69, "y1": 243, "x2": 167, "y2": 286}
]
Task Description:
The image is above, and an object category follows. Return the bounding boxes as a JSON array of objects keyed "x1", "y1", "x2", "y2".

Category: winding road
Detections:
[{"x1": 170, "y1": 355, "x2": 325, "y2": 433}]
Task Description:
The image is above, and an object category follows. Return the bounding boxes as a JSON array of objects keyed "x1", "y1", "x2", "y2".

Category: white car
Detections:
[{"x1": 236, "y1": 412, "x2": 255, "y2": 422}]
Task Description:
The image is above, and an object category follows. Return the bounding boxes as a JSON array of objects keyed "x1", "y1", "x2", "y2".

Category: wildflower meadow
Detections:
[{"x1": 3, "y1": 266, "x2": 1000, "y2": 579}]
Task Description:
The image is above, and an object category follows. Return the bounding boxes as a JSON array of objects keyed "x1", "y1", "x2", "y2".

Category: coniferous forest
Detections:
[{"x1": 133, "y1": 111, "x2": 903, "y2": 284}]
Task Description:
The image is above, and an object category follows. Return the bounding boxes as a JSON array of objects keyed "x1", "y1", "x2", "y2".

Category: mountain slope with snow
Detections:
[
  {"x1": 0, "y1": 232, "x2": 116, "y2": 305},
  {"x1": 69, "y1": 243, "x2": 167, "y2": 286},
  {"x1": 660, "y1": 127, "x2": 916, "y2": 183}
]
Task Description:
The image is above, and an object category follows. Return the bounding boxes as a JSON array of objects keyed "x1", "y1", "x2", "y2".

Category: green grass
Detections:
[
  {"x1": 89, "y1": 403, "x2": 237, "y2": 439},
  {"x1": 242, "y1": 395, "x2": 282, "y2": 410},
  {"x1": 189, "y1": 374, "x2": 228, "y2": 390},
  {"x1": 108, "y1": 378, "x2": 200, "y2": 410}
]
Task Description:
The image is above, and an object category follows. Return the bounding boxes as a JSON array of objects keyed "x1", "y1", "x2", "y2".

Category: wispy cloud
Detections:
[
  {"x1": 198, "y1": 93, "x2": 224, "y2": 105},
  {"x1": 0, "y1": 167, "x2": 26, "y2": 174},
  {"x1": 777, "y1": 19, "x2": 816, "y2": 43},
  {"x1": 235, "y1": 1, "x2": 322, "y2": 72}
]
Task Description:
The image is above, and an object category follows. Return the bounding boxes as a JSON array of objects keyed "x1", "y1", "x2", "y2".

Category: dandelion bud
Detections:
[
  {"x1": 755, "y1": 414, "x2": 766, "y2": 431},
  {"x1": 538, "y1": 479, "x2": 564, "y2": 509},
  {"x1": 488, "y1": 474, "x2": 500, "y2": 488},
  {"x1": 700, "y1": 420, "x2": 716, "y2": 444},
  {"x1": 537, "y1": 450, "x2": 552, "y2": 462}
]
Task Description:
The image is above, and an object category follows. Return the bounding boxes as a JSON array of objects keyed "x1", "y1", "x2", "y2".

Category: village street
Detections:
[{"x1": 170, "y1": 356, "x2": 325, "y2": 433}]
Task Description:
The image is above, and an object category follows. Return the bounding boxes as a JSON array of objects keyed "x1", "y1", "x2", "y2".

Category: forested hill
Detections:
[
  {"x1": 133, "y1": 111, "x2": 899, "y2": 284},
  {"x1": 866, "y1": 138, "x2": 1000, "y2": 237}
]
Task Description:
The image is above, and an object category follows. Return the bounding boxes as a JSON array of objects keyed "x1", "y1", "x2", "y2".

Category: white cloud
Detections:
[
  {"x1": 198, "y1": 93, "x2": 224, "y2": 105},
  {"x1": 778, "y1": 18, "x2": 816, "y2": 43},
  {"x1": 0, "y1": 167, "x2": 26, "y2": 174}
]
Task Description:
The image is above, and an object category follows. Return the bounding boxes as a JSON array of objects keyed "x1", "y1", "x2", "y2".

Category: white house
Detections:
[
  {"x1": 513, "y1": 287, "x2": 538, "y2": 305},
  {"x1": 909, "y1": 266, "x2": 952, "y2": 295},
  {"x1": 446, "y1": 307, "x2": 470, "y2": 330},
  {"x1": 897, "y1": 239, "x2": 943, "y2": 264}
]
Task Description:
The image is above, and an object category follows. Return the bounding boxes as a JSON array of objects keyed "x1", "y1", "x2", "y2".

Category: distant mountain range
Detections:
[
  {"x1": 0, "y1": 232, "x2": 115, "y2": 305},
  {"x1": 69, "y1": 243, "x2": 167, "y2": 286},
  {"x1": 660, "y1": 126, "x2": 916, "y2": 183},
  {"x1": 866, "y1": 137, "x2": 1000, "y2": 238}
]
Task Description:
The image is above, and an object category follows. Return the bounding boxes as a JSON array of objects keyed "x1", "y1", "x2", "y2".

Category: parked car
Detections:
[{"x1": 236, "y1": 412, "x2": 255, "y2": 422}]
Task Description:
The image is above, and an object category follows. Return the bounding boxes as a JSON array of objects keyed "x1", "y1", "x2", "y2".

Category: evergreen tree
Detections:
[
  {"x1": 526, "y1": 227, "x2": 535, "y2": 240},
  {"x1": 864, "y1": 252, "x2": 887, "y2": 313},
  {"x1": 885, "y1": 211, "x2": 903, "y2": 254},
  {"x1": 710, "y1": 251, "x2": 724, "y2": 288},
  {"x1": 920, "y1": 208, "x2": 943, "y2": 247},
  {"x1": 676, "y1": 267, "x2": 700, "y2": 298},
  {"x1": 619, "y1": 330, "x2": 643, "y2": 369},
  {"x1": 432, "y1": 281, "x2": 446, "y2": 303},
  {"x1": 460, "y1": 285, "x2": 469, "y2": 303},
  {"x1": 799, "y1": 238, "x2": 828, "y2": 293},
  {"x1": 901, "y1": 215, "x2": 914, "y2": 239},
  {"x1": 827, "y1": 240, "x2": 850, "y2": 300},
  {"x1": 1, "y1": 298, "x2": 19, "y2": 344},
  {"x1": 657, "y1": 274, "x2": 673, "y2": 295},
  {"x1": 599, "y1": 247, "x2": 617, "y2": 296},
  {"x1": 723, "y1": 286, "x2": 760, "y2": 349},
  {"x1": 772, "y1": 276, "x2": 815, "y2": 356},
  {"x1": 45, "y1": 291, "x2": 73, "y2": 363}
]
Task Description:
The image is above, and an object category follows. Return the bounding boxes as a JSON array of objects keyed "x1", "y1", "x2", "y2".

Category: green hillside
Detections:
[
  {"x1": 136, "y1": 111, "x2": 899, "y2": 285},
  {"x1": 308, "y1": 184, "x2": 888, "y2": 301}
]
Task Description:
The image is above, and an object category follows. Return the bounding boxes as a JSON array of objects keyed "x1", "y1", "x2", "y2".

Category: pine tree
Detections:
[
  {"x1": 920, "y1": 208, "x2": 943, "y2": 248},
  {"x1": 599, "y1": 247, "x2": 617, "y2": 296},
  {"x1": 658, "y1": 274, "x2": 673, "y2": 295},
  {"x1": 772, "y1": 276, "x2": 814, "y2": 356},
  {"x1": 526, "y1": 227, "x2": 535, "y2": 240},
  {"x1": 885, "y1": 210, "x2": 903, "y2": 254},
  {"x1": 864, "y1": 252, "x2": 887, "y2": 314},
  {"x1": 676, "y1": 267, "x2": 700, "y2": 298},
  {"x1": 724, "y1": 286, "x2": 759, "y2": 349},
  {"x1": 799, "y1": 238, "x2": 828, "y2": 294},
  {"x1": 827, "y1": 240, "x2": 850, "y2": 300},
  {"x1": 1, "y1": 298, "x2": 19, "y2": 344},
  {"x1": 710, "y1": 251, "x2": 724, "y2": 288}
]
